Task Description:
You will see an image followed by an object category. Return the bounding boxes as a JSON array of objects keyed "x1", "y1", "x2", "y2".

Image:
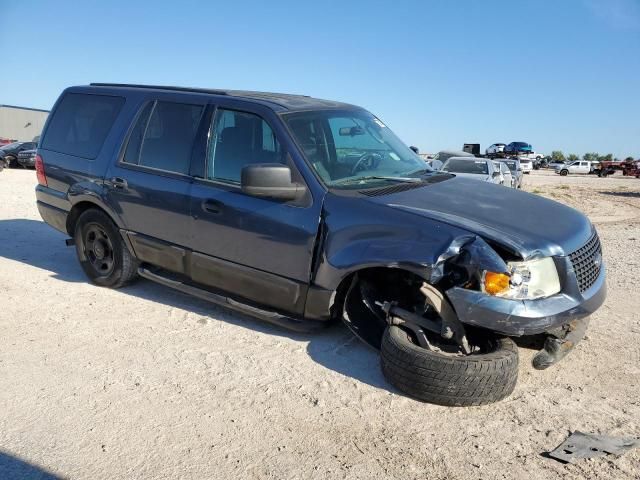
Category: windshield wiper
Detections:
[
  {"x1": 332, "y1": 175, "x2": 423, "y2": 186},
  {"x1": 405, "y1": 168, "x2": 435, "y2": 177}
]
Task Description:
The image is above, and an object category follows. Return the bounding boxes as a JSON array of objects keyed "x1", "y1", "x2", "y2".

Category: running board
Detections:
[{"x1": 137, "y1": 267, "x2": 326, "y2": 333}]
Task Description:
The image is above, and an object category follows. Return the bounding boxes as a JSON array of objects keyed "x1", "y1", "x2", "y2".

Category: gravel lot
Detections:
[{"x1": 1, "y1": 168, "x2": 639, "y2": 479}]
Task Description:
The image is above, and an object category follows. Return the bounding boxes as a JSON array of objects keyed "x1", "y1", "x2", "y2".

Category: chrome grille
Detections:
[{"x1": 569, "y1": 232, "x2": 602, "y2": 293}]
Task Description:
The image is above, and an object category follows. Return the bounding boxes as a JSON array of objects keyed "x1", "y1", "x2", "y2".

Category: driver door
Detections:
[{"x1": 188, "y1": 103, "x2": 322, "y2": 315}]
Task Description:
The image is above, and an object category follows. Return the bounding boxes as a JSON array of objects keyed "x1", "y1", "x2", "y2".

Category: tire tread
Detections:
[{"x1": 381, "y1": 326, "x2": 518, "y2": 406}]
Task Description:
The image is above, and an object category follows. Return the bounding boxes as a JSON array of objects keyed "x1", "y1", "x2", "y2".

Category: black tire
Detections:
[
  {"x1": 74, "y1": 209, "x2": 139, "y2": 288},
  {"x1": 559, "y1": 169, "x2": 568, "y2": 176},
  {"x1": 5, "y1": 155, "x2": 18, "y2": 168},
  {"x1": 381, "y1": 326, "x2": 518, "y2": 406}
]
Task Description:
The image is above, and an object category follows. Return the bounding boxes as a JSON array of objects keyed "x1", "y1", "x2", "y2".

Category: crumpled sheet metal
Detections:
[
  {"x1": 548, "y1": 431, "x2": 640, "y2": 463},
  {"x1": 428, "y1": 235, "x2": 508, "y2": 284}
]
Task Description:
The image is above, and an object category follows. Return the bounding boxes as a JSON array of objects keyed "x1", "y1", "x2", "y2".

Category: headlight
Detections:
[{"x1": 482, "y1": 257, "x2": 561, "y2": 300}]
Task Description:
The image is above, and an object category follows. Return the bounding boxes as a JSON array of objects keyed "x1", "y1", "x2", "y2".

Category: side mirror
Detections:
[
  {"x1": 241, "y1": 164, "x2": 302, "y2": 201},
  {"x1": 409, "y1": 146, "x2": 419, "y2": 154}
]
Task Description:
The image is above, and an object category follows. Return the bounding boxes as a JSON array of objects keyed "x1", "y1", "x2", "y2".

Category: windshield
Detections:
[
  {"x1": 284, "y1": 109, "x2": 431, "y2": 187},
  {"x1": 442, "y1": 159, "x2": 489, "y2": 175}
]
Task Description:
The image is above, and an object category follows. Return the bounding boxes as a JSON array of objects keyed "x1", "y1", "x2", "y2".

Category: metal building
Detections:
[{"x1": 0, "y1": 104, "x2": 50, "y2": 143}]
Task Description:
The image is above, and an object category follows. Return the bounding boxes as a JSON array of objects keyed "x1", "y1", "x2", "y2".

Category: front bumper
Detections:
[
  {"x1": 446, "y1": 257, "x2": 606, "y2": 336},
  {"x1": 18, "y1": 157, "x2": 36, "y2": 167}
]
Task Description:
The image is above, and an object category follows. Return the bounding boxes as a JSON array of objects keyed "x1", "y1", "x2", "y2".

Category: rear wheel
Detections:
[
  {"x1": 74, "y1": 209, "x2": 139, "y2": 288},
  {"x1": 381, "y1": 325, "x2": 518, "y2": 406}
]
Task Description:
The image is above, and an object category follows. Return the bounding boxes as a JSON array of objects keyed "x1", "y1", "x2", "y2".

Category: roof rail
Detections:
[{"x1": 89, "y1": 83, "x2": 229, "y2": 96}]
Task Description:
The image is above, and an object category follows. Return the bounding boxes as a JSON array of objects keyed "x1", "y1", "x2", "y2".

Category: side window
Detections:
[
  {"x1": 122, "y1": 102, "x2": 154, "y2": 165},
  {"x1": 124, "y1": 101, "x2": 203, "y2": 175},
  {"x1": 41, "y1": 93, "x2": 124, "y2": 159},
  {"x1": 207, "y1": 109, "x2": 284, "y2": 183}
]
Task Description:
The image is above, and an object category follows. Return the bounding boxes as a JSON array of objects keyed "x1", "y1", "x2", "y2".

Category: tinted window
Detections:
[
  {"x1": 133, "y1": 101, "x2": 203, "y2": 175},
  {"x1": 42, "y1": 93, "x2": 124, "y2": 159},
  {"x1": 207, "y1": 109, "x2": 284, "y2": 182},
  {"x1": 122, "y1": 102, "x2": 154, "y2": 165}
]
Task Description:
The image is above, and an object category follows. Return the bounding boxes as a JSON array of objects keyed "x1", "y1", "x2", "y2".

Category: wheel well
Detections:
[
  {"x1": 331, "y1": 267, "x2": 426, "y2": 318},
  {"x1": 331, "y1": 267, "x2": 431, "y2": 348},
  {"x1": 66, "y1": 202, "x2": 111, "y2": 236}
]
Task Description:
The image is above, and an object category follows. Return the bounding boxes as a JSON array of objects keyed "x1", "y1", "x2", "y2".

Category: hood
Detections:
[{"x1": 366, "y1": 176, "x2": 592, "y2": 258}]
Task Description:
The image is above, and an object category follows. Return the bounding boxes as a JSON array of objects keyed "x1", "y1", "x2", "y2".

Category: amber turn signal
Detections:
[{"x1": 484, "y1": 271, "x2": 510, "y2": 295}]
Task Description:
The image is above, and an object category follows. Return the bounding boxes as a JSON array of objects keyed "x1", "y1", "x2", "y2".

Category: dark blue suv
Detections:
[{"x1": 35, "y1": 84, "x2": 606, "y2": 406}]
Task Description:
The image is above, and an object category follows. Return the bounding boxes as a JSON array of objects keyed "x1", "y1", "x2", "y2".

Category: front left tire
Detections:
[{"x1": 380, "y1": 325, "x2": 519, "y2": 407}]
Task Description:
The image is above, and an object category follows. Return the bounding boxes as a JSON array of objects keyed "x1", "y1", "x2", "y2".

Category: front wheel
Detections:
[
  {"x1": 560, "y1": 169, "x2": 568, "y2": 176},
  {"x1": 74, "y1": 209, "x2": 139, "y2": 288},
  {"x1": 381, "y1": 326, "x2": 518, "y2": 406}
]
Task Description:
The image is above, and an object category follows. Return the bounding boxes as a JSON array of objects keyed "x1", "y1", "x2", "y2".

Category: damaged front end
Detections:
[{"x1": 341, "y1": 235, "x2": 603, "y2": 369}]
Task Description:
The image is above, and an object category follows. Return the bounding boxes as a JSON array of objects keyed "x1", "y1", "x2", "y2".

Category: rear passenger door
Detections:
[
  {"x1": 188, "y1": 104, "x2": 320, "y2": 315},
  {"x1": 105, "y1": 98, "x2": 206, "y2": 274}
]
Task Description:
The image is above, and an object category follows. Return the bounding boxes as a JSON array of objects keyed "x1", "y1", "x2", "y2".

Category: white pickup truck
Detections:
[{"x1": 555, "y1": 161, "x2": 598, "y2": 176}]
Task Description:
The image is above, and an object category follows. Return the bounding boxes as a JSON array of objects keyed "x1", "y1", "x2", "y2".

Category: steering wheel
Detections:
[{"x1": 351, "y1": 152, "x2": 382, "y2": 175}]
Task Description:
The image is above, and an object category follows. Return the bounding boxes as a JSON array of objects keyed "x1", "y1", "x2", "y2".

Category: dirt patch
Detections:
[
  {"x1": 523, "y1": 170, "x2": 640, "y2": 225},
  {"x1": 1, "y1": 169, "x2": 639, "y2": 479}
]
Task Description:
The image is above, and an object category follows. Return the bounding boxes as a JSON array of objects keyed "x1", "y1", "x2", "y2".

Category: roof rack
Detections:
[{"x1": 89, "y1": 83, "x2": 229, "y2": 96}]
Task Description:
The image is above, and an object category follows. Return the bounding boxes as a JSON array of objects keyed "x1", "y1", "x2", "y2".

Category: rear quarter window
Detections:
[{"x1": 41, "y1": 92, "x2": 125, "y2": 159}]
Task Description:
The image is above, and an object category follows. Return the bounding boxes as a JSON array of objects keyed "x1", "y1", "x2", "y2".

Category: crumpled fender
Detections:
[{"x1": 312, "y1": 194, "x2": 509, "y2": 293}]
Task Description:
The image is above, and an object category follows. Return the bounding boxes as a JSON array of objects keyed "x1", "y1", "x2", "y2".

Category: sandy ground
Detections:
[{"x1": 1, "y1": 168, "x2": 639, "y2": 480}]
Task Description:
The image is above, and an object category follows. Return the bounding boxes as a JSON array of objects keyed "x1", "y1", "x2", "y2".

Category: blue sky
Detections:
[{"x1": 1, "y1": 0, "x2": 638, "y2": 158}]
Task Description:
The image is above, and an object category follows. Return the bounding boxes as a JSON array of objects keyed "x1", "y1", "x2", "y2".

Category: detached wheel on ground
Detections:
[
  {"x1": 74, "y1": 209, "x2": 139, "y2": 288},
  {"x1": 381, "y1": 325, "x2": 519, "y2": 406}
]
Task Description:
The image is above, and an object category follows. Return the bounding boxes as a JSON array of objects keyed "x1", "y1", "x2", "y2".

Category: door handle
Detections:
[
  {"x1": 201, "y1": 199, "x2": 224, "y2": 214},
  {"x1": 110, "y1": 177, "x2": 128, "y2": 189}
]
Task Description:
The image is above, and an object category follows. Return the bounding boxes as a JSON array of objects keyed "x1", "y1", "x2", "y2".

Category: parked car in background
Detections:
[
  {"x1": 431, "y1": 149, "x2": 474, "y2": 165},
  {"x1": 500, "y1": 158, "x2": 523, "y2": 188},
  {"x1": 505, "y1": 142, "x2": 533, "y2": 155},
  {"x1": 518, "y1": 157, "x2": 533, "y2": 174},
  {"x1": 441, "y1": 157, "x2": 506, "y2": 186},
  {"x1": 0, "y1": 138, "x2": 17, "y2": 146},
  {"x1": 533, "y1": 157, "x2": 548, "y2": 169},
  {"x1": 35, "y1": 83, "x2": 606, "y2": 407},
  {"x1": 486, "y1": 143, "x2": 506, "y2": 157},
  {"x1": 428, "y1": 150, "x2": 474, "y2": 171},
  {"x1": 0, "y1": 141, "x2": 38, "y2": 167},
  {"x1": 17, "y1": 149, "x2": 37, "y2": 168},
  {"x1": 547, "y1": 160, "x2": 566, "y2": 170},
  {"x1": 555, "y1": 160, "x2": 596, "y2": 176},
  {"x1": 494, "y1": 161, "x2": 514, "y2": 188}
]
